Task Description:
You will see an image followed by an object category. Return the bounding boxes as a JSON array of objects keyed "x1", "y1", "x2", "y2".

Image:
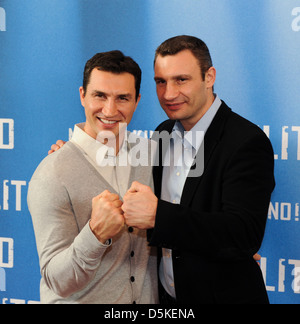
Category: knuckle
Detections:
[{"x1": 104, "y1": 201, "x2": 113, "y2": 209}]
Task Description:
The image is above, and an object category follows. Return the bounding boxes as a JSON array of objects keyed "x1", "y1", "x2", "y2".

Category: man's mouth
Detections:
[
  {"x1": 165, "y1": 102, "x2": 185, "y2": 111},
  {"x1": 97, "y1": 118, "x2": 119, "y2": 125}
]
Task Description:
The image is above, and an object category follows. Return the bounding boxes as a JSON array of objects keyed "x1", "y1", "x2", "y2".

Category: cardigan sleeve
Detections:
[{"x1": 27, "y1": 175, "x2": 110, "y2": 298}]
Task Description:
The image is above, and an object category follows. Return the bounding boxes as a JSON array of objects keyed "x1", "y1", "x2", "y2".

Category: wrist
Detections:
[{"x1": 89, "y1": 220, "x2": 111, "y2": 245}]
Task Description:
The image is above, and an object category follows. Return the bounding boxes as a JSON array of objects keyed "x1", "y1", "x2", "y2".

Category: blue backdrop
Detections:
[{"x1": 1, "y1": 0, "x2": 300, "y2": 304}]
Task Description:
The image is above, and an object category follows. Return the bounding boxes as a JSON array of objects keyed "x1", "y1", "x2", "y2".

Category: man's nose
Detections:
[
  {"x1": 102, "y1": 99, "x2": 118, "y2": 117},
  {"x1": 164, "y1": 83, "x2": 179, "y2": 101}
]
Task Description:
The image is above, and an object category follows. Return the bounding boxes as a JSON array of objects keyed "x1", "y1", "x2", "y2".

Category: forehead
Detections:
[
  {"x1": 88, "y1": 69, "x2": 136, "y2": 94},
  {"x1": 154, "y1": 50, "x2": 201, "y2": 77}
]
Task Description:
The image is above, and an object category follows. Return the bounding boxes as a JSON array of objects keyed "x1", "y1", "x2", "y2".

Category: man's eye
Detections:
[
  {"x1": 178, "y1": 78, "x2": 188, "y2": 83},
  {"x1": 155, "y1": 80, "x2": 166, "y2": 85}
]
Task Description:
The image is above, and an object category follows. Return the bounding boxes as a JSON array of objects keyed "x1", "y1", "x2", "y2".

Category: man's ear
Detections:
[
  {"x1": 79, "y1": 86, "x2": 85, "y2": 106},
  {"x1": 134, "y1": 94, "x2": 141, "y2": 112},
  {"x1": 205, "y1": 67, "x2": 216, "y2": 89}
]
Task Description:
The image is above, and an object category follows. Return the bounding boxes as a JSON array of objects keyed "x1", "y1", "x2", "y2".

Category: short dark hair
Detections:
[
  {"x1": 154, "y1": 35, "x2": 213, "y2": 81},
  {"x1": 83, "y1": 50, "x2": 142, "y2": 101}
]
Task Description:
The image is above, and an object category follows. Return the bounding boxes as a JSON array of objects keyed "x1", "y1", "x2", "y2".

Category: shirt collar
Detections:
[{"x1": 173, "y1": 94, "x2": 222, "y2": 151}]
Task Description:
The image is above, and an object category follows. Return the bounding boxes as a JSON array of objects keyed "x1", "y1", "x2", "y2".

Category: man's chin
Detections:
[{"x1": 164, "y1": 110, "x2": 183, "y2": 121}]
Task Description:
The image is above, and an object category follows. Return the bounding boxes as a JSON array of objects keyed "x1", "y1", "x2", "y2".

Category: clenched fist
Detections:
[
  {"x1": 122, "y1": 181, "x2": 158, "y2": 230},
  {"x1": 90, "y1": 190, "x2": 124, "y2": 244}
]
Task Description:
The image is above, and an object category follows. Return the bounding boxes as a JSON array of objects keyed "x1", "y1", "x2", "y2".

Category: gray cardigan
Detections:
[{"x1": 28, "y1": 141, "x2": 158, "y2": 304}]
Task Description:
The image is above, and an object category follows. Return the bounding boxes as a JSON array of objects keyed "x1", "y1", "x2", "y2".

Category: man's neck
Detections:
[{"x1": 181, "y1": 93, "x2": 216, "y2": 131}]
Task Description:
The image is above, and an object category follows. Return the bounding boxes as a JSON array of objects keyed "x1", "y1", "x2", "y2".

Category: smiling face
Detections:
[
  {"x1": 80, "y1": 69, "x2": 141, "y2": 148},
  {"x1": 154, "y1": 49, "x2": 216, "y2": 131}
]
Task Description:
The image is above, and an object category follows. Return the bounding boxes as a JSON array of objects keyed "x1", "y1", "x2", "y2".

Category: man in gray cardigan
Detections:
[{"x1": 27, "y1": 51, "x2": 158, "y2": 304}]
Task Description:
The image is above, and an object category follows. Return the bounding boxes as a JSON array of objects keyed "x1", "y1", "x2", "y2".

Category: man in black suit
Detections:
[{"x1": 122, "y1": 36, "x2": 275, "y2": 304}]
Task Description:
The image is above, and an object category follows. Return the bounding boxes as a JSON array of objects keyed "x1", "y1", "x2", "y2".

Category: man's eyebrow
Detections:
[
  {"x1": 91, "y1": 90, "x2": 106, "y2": 96},
  {"x1": 171, "y1": 74, "x2": 192, "y2": 80},
  {"x1": 175, "y1": 74, "x2": 192, "y2": 79},
  {"x1": 154, "y1": 74, "x2": 192, "y2": 82},
  {"x1": 118, "y1": 93, "x2": 132, "y2": 98},
  {"x1": 91, "y1": 90, "x2": 133, "y2": 99},
  {"x1": 113, "y1": 93, "x2": 134, "y2": 101}
]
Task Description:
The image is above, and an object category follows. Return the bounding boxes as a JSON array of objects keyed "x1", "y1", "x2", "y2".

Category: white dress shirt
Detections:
[{"x1": 159, "y1": 95, "x2": 222, "y2": 298}]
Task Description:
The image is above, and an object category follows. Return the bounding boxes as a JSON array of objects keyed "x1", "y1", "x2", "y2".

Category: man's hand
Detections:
[
  {"x1": 122, "y1": 181, "x2": 158, "y2": 230},
  {"x1": 48, "y1": 140, "x2": 66, "y2": 155},
  {"x1": 90, "y1": 190, "x2": 125, "y2": 244},
  {"x1": 254, "y1": 253, "x2": 261, "y2": 266}
]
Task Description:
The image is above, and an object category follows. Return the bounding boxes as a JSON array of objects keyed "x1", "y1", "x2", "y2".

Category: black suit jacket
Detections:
[{"x1": 148, "y1": 101, "x2": 275, "y2": 304}]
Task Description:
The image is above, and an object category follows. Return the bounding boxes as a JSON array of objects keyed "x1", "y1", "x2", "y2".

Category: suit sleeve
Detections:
[{"x1": 148, "y1": 132, "x2": 275, "y2": 261}]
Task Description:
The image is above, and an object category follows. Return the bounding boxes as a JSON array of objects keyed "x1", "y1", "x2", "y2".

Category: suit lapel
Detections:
[
  {"x1": 153, "y1": 120, "x2": 175, "y2": 199},
  {"x1": 180, "y1": 103, "x2": 232, "y2": 206}
]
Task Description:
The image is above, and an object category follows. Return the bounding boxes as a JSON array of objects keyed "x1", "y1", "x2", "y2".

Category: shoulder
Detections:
[
  {"x1": 221, "y1": 103, "x2": 272, "y2": 149},
  {"x1": 219, "y1": 111, "x2": 274, "y2": 167},
  {"x1": 154, "y1": 119, "x2": 176, "y2": 133},
  {"x1": 27, "y1": 142, "x2": 80, "y2": 209},
  {"x1": 29, "y1": 142, "x2": 79, "y2": 183}
]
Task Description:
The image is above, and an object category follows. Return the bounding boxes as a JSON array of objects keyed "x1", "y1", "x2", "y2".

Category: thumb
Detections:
[{"x1": 128, "y1": 181, "x2": 148, "y2": 193}]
